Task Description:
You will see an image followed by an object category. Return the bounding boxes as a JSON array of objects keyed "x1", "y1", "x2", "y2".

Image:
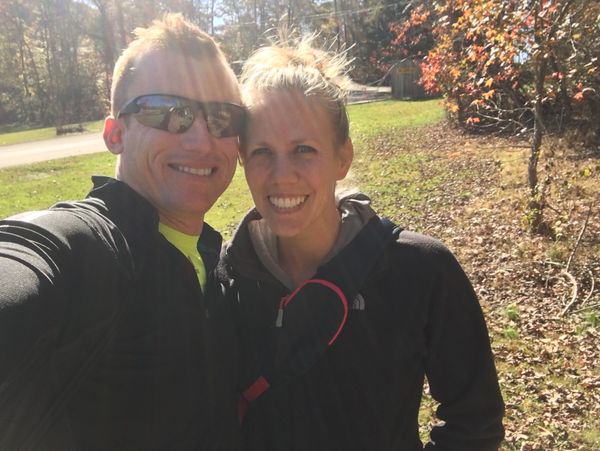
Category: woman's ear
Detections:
[
  {"x1": 103, "y1": 117, "x2": 124, "y2": 155},
  {"x1": 336, "y1": 138, "x2": 354, "y2": 180}
]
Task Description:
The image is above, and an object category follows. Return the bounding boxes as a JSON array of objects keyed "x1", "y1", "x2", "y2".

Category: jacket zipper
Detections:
[{"x1": 275, "y1": 295, "x2": 292, "y2": 327}]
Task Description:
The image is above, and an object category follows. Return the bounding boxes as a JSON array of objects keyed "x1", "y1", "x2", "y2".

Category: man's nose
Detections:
[{"x1": 179, "y1": 114, "x2": 213, "y2": 150}]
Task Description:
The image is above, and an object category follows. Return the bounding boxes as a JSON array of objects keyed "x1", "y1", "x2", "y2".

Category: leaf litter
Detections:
[{"x1": 351, "y1": 121, "x2": 600, "y2": 450}]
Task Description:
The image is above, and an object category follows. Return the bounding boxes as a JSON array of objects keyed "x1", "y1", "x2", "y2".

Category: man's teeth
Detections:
[
  {"x1": 175, "y1": 165, "x2": 212, "y2": 176},
  {"x1": 269, "y1": 196, "x2": 307, "y2": 209}
]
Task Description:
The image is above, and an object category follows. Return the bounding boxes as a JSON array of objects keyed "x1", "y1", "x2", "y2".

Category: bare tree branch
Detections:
[
  {"x1": 565, "y1": 202, "x2": 594, "y2": 273},
  {"x1": 560, "y1": 270, "x2": 579, "y2": 316}
]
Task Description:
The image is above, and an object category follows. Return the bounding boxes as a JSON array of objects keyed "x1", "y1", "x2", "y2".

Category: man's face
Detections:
[{"x1": 107, "y1": 50, "x2": 240, "y2": 234}]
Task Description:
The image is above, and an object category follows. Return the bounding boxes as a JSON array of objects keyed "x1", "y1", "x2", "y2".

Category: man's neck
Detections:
[{"x1": 159, "y1": 214, "x2": 204, "y2": 236}]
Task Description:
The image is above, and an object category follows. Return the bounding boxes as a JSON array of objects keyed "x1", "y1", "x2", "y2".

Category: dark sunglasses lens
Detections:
[
  {"x1": 133, "y1": 109, "x2": 170, "y2": 130},
  {"x1": 204, "y1": 104, "x2": 245, "y2": 138},
  {"x1": 166, "y1": 107, "x2": 195, "y2": 133},
  {"x1": 126, "y1": 95, "x2": 244, "y2": 137},
  {"x1": 130, "y1": 96, "x2": 185, "y2": 131}
]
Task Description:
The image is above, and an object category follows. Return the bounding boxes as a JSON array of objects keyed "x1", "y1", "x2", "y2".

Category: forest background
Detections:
[
  {"x1": 1, "y1": 0, "x2": 598, "y2": 225},
  {"x1": 2, "y1": 0, "x2": 598, "y2": 139},
  {"x1": 0, "y1": 0, "x2": 599, "y2": 450}
]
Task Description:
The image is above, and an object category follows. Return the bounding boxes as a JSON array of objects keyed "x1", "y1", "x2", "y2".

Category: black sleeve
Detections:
[
  {"x1": 0, "y1": 206, "x2": 129, "y2": 380},
  {"x1": 0, "y1": 216, "x2": 70, "y2": 379},
  {"x1": 417, "y1": 237, "x2": 504, "y2": 451}
]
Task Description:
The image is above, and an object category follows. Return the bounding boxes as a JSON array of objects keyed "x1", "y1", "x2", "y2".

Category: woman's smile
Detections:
[{"x1": 268, "y1": 195, "x2": 308, "y2": 210}]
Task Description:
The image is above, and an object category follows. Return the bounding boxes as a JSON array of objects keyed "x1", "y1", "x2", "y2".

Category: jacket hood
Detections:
[{"x1": 217, "y1": 192, "x2": 377, "y2": 286}]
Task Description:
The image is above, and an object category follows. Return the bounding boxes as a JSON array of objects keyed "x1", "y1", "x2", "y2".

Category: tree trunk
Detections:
[
  {"x1": 93, "y1": 0, "x2": 116, "y2": 105},
  {"x1": 115, "y1": 0, "x2": 127, "y2": 50},
  {"x1": 528, "y1": 2, "x2": 547, "y2": 233}
]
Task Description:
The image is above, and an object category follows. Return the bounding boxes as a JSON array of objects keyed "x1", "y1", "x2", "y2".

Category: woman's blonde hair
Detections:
[{"x1": 240, "y1": 35, "x2": 353, "y2": 147}]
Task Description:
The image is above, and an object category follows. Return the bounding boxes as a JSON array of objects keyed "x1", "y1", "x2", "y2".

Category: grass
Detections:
[
  {"x1": 0, "y1": 120, "x2": 104, "y2": 146},
  {"x1": 348, "y1": 99, "x2": 445, "y2": 141},
  {"x1": 0, "y1": 99, "x2": 444, "y2": 239},
  {"x1": 344, "y1": 99, "x2": 448, "y2": 219},
  {"x1": 0, "y1": 152, "x2": 115, "y2": 218},
  {"x1": 0, "y1": 150, "x2": 253, "y2": 239}
]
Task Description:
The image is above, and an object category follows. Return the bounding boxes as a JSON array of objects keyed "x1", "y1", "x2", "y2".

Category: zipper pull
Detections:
[{"x1": 276, "y1": 296, "x2": 289, "y2": 328}]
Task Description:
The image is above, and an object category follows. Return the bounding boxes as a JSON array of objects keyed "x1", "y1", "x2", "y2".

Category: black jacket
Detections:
[
  {"x1": 0, "y1": 176, "x2": 239, "y2": 451},
  {"x1": 217, "y1": 207, "x2": 504, "y2": 451}
]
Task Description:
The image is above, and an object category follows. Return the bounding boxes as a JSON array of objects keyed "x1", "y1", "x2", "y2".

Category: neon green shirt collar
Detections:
[{"x1": 158, "y1": 222, "x2": 207, "y2": 290}]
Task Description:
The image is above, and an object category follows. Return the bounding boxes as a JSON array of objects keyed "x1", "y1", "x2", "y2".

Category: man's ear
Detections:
[
  {"x1": 336, "y1": 138, "x2": 354, "y2": 180},
  {"x1": 103, "y1": 117, "x2": 124, "y2": 155}
]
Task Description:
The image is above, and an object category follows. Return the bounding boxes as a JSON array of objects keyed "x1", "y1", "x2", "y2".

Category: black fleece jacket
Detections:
[
  {"x1": 0, "y1": 176, "x2": 240, "y2": 451},
  {"x1": 217, "y1": 208, "x2": 504, "y2": 451}
]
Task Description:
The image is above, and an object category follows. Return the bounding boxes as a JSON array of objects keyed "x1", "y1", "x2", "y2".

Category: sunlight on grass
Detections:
[
  {"x1": 205, "y1": 166, "x2": 253, "y2": 240},
  {"x1": 348, "y1": 99, "x2": 445, "y2": 145},
  {"x1": 0, "y1": 100, "x2": 445, "y2": 226},
  {"x1": 0, "y1": 152, "x2": 253, "y2": 238},
  {"x1": 0, "y1": 152, "x2": 115, "y2": 218}
]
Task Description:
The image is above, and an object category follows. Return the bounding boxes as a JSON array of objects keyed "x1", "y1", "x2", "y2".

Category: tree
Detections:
[
  {"x1": 413, "y1": 0, "x2": 599, "y2": 232},
  {"x1": 379, "y1": 0, "x2": 435, "y2": 72}
]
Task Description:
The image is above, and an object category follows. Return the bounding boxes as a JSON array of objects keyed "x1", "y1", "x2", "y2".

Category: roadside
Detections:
[
  {"x1": 0, "y1": 132, "x2": 105, "y2": 168},
  {"x1": 0, "y1": 120, "x2": 104, "y2": 147}
]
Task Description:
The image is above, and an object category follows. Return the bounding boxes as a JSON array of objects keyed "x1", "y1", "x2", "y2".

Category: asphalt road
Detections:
[
  {"x1": 0, "y1": 86, "x2": 391, "y2": 169},
  {"x1": 0, "y1": 132, "x2": 106, "y2": 168}
]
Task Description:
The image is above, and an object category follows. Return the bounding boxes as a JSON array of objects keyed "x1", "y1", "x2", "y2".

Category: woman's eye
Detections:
[
  {"x1": 296, "y1": 145, "x2": 317, "y2": 154},
  {"x1": 250, "y1": 147, "x2": 270, "y2": 157}
]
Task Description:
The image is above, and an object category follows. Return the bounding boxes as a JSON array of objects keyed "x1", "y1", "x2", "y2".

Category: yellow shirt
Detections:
[{"x1": 158, "y1": 223, "x2": 207, "y2": 290}]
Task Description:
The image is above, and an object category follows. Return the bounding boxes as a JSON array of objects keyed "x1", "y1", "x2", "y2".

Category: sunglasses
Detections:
[{"x1": 117, "y1": 94, "x2": 246, "y2": 138}]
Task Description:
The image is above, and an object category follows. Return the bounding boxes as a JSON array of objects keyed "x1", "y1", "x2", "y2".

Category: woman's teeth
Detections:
[{"x1": 269, "y1": 196, "x2": 307, "y2": 209}]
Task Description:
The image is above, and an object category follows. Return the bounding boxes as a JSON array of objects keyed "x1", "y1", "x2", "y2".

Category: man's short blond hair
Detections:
[{"x1": 111, "y1": 13, "x2": 236, "y2": 115}]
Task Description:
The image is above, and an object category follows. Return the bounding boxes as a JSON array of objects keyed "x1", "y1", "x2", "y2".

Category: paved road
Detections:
[
  {"x1": 0, "y1": 86, "x2": 391, "y2": 169},
  {"x1": 0, "y1": 132, "x2": 106, "y2": 168}
]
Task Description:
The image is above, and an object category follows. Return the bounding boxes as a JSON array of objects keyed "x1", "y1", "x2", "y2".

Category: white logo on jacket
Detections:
[{"x1": 351, "y1": 294, "x2": 365, "y2": 311}]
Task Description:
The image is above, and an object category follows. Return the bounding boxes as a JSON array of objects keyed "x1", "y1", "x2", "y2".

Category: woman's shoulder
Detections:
[
  {"x1": 395, "y1": 229, "x2": 449, "y2": 253},
  {"x1": 385, "y1": 228, "x2": 461, "y2": 272}
]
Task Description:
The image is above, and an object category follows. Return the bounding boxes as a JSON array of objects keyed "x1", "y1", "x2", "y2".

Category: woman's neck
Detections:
[{"x1": 277, "y1": 209, "x2": 342, "y2": 287}]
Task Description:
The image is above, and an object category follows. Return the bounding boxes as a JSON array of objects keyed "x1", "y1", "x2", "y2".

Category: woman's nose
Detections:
[{"x1": 270, "y1": 155, "x2": 299, "y2": 184}]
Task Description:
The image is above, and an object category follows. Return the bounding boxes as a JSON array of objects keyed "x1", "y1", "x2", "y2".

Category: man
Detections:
[{"x1": 0, "y1": 14, "x2": 243, "y2": 450}]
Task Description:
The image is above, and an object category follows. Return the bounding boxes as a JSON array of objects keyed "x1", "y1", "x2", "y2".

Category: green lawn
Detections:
[
  {"x1": 0, "y1": 120, "x2": 105, "y2": 146},
  {"x1": 0, "y1": 99, "x2": 444, "y2": 239},
  {"x1": 345, "y1": 99, "x2": 448, "y2": 224},
  {"x1": 349, "y1": 99, "x2": 445, "y2": 141}
]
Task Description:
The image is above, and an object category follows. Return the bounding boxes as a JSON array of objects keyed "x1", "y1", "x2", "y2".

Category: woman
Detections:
[{"x1": 216, "y1": 37, "x2": 504, "y2": 451}]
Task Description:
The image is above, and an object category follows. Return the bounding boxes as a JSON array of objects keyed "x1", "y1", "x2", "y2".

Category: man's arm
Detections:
[
  {"x1": 0, "y1": 217, "x2": 70, "y2": 378},
  {"x1": 422, "y1": 242, "x2": 504, "y2": 451}
]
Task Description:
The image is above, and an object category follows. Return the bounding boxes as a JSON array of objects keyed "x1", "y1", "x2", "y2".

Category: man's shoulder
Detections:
[
  {"x1": 2, "y1": 195, "x2": 133, "y2": 262},
  {"x1": 4, "y1": 197, "x2": 109, "y2": 236}
]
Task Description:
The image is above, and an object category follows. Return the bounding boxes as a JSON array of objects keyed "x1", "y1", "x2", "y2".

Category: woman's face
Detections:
[{"x1": 241, "y1": 90, "x2": 352, "y2": 241}]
